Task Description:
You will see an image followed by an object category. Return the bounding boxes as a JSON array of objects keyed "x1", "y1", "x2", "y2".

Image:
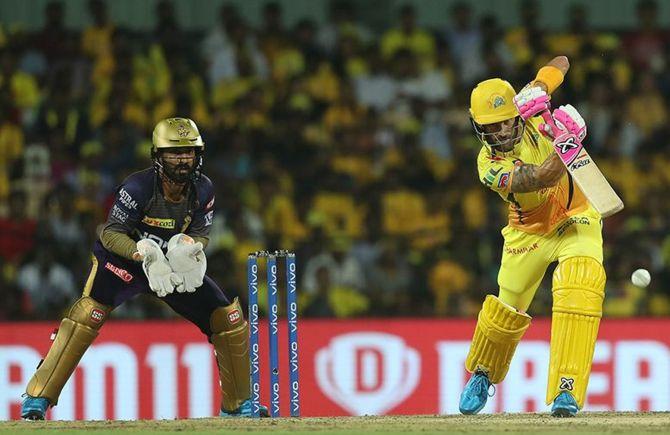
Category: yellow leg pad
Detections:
[
  {"x1": 26, "y1": 297, "x2": 111, "y2": 404},
  {"x1": 465, "y1": 295, "x2": 532, "y2": 384},
  {"x1": 210, "y1": 298, "x2": 250, "y2": 412},
  {"x1": 546, "y1": 257, "x2": 606, "y2": 408}
]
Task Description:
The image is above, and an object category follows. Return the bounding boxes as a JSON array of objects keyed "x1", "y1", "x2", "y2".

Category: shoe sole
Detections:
[
  {"x1": 21, "y1": 413, "x2": 45, "y2": 421},
  {"x1": 552, "y1": 408, "x2": 576, "y2": 418}
]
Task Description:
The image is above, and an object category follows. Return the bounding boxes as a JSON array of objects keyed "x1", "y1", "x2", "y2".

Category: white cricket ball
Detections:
[{"x1": 631, "y1": 268, "x2": 651, "y2": 287}]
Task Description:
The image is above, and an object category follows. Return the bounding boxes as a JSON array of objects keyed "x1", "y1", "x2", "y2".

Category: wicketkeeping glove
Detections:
[
  {"x1": 136, "y1": 238, "x2": 182, "y2": 297},
  {"x1": 514, "y1": 85, "x2": 550, "y2": 121},
  {"x1": 166, "y1": 233, "x2": 207, "y2": 293}
]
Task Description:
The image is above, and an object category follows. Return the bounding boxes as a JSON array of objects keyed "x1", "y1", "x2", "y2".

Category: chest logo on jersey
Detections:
[{"x1": 142, "y1": 216, "x2": 176, "y2": 229}]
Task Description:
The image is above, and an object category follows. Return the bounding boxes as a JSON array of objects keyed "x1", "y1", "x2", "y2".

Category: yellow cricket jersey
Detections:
[{"x1": 477, "y1": 117, "x2": 591, "y2": 235}]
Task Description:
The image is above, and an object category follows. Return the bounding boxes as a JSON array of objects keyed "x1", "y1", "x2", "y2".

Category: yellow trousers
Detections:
[{"x1": 497, "y1": 208, "x2": 603, "y2": 312}]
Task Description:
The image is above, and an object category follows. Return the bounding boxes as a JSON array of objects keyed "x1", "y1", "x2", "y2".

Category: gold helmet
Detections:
[
  {"x1": 151, "y1": 117, "x2": 204, "y2": 183},
  {"x1": 469, "y1": 78, "x2": 524, "y2": 151},
  {"x1": 152, "y1": 117, "x2": 204, "y2": 152}
]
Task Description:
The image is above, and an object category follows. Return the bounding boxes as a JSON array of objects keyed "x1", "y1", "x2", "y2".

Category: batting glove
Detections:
[
  {"x1": 539, "y1": 104, "x2": 587, "y2": 141},
  {"x1": 514, "y1": 85, "x2": 550, "y2": 121}
]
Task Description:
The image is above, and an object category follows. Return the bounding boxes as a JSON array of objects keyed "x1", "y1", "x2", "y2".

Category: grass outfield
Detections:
[{"x1": 1, "y1": 413, "x2": 669, "y2": 435}]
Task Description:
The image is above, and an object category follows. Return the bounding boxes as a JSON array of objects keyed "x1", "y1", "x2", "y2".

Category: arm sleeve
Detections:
[
  {"x1": 100, "y1": 228, "x2": 138, "y2": 260},
  {"x1": 477, "y1": 152, "x2": 517, "y2": 196},
  {"x1": 192, "y1": 236, "x2": 209, "y2": 249}
]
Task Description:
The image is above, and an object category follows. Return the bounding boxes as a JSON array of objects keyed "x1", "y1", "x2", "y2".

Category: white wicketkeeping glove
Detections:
[
  {"x1": 136, "y1": 238, "x2": 182, "y2": 297},
  {"x1": 166, "y1": 233, "x2": 207, "y2": 293}
]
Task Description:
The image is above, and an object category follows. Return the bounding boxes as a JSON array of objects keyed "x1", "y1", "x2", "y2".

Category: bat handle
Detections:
[{"x1": 539, "y1": 110, "x2": 557, "y2": 138}]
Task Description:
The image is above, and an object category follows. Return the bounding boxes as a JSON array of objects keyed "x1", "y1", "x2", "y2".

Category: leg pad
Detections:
[
  {"x1": 26, "y1": 297, "x2": 111, "y2": 404},
  {"x1": 465, "y1": 295, "x2": 531, "y2": 384},
  {"x1": 546, "y1": 256, "x2": 606, "y2": 408},
  {"x1": 210, "y1": 298, "x2": 250, "y2": 412}
]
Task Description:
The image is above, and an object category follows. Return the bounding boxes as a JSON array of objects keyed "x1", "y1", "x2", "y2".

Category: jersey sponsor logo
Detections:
[
  {"x1": 205, "y1": 197, "x2": 215, "y2": 210},
  {"x1": 111, "y1": 205, "x2": 129, "y2": 223},
  {"x1": 142, "y1": 216, "x2": 176, "y2": 229},
  {"x1": 134, "y1": 231, "x2": 169, "y2": 250},
  {"x1": 105, "y1": 262, "x2": 134, "y2": 282},
  {"x1": 204, "y1": 210, "x2": 213, "y2": 226},
  {"x1": 504, "y1": 242, "x2": 539, "y2": 255},
  {"x1": 556, "y1": 216, "x2": 590, "y2": 236},
  {"x1": 227, "y1": 309, "x2": 241, "y2": 324},
  {"x1": 498, "y1": 172, "x2": 510, "y2": 188},
  {"x1": 118, "y1": 188, "x2": 138, "y2": 210},
  {"x1": 90, "y1": 308, "x2": 105, "y2": 323}
]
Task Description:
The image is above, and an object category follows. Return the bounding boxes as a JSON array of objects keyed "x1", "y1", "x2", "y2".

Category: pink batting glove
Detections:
[
  {"x1": 513, "y1": 86, "x2": 550, "y2": 121},
  {"x1": 539, "y1": 111, "x2": 564, "y2": 139},
  {"x1": 539, "y1": 105, "x2": 587, "y2": 141},
  {"x1": 552, "y1": 104, "x2": 587, "y2": 142}
]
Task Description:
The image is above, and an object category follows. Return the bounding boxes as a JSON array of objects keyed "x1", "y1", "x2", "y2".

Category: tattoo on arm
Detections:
[
  {"x1": 511, "y1": 154, "x2": 566, "y2": 193},
  {"x1": 511, "y1": 164, "x2": 544, "y2": 193}
]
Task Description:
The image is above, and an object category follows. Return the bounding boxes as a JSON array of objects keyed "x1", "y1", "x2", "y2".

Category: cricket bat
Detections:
[{"x1": 541, "y1": 112, "x2": 624, "y2": 218}]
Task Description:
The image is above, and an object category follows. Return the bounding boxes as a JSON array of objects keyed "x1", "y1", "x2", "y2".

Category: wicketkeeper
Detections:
[
  {"x1": 460, "y1": 56, "x2": 606, "y2": 417},
  {"x1": 21, "y1": 118, "x2": 267, "y2": 419}
]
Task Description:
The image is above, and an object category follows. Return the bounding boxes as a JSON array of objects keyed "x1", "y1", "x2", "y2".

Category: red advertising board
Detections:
[{"x1": 1, "y1": 319, "x2": 669, "y2": 420}]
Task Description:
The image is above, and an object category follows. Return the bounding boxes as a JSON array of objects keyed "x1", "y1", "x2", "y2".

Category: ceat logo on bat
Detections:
[{"x1": 315, "y1": 332, "x2": 420, "y2": 415}]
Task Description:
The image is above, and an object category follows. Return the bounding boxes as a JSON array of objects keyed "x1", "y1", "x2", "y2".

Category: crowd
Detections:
[{"x1": 1, "y1": 0, "x2": 669, "y2": 320}]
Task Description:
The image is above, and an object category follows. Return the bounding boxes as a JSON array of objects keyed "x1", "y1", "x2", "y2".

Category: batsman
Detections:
[
  {"x1": 21, "y1": 118, "x2": 267, "y2": 419},
  {"x1": 460, "y1": 56, "x2": 606, "y2": 417}
]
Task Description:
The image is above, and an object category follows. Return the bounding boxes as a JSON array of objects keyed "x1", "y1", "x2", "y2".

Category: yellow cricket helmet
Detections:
[
  {"x1": 469, "y1": 78, "x2": 525, "y2": 152},
  {"x1": 152, "y1": 117, "x2": 204, "y2": 152},
  {"x1": 469, "y1": 78, "x2": 518, "y2": 125}
]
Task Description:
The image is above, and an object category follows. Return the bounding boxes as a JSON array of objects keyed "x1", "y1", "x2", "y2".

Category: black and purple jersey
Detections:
[{"x1": 102, "y1": 168, "x2": 215, "y2": 252}]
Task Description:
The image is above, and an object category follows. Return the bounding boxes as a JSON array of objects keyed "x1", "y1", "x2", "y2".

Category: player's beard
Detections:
[
  {"x1": 161, "y1": 160, "x2": 194, "y2": 184},
  {"x1": 491, "y1": 121, "x2": 524, "y2": 154}
]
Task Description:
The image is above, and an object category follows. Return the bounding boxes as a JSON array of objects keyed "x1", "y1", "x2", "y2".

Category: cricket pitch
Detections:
[{"x1": 2, "y1": 412, "x2": 669, "y2": 434}]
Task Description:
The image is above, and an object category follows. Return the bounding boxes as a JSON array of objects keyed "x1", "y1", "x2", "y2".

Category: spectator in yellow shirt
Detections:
[
  {"x1": 81, "y1": 0, "x2": 114, "y2": 60},
  {"x1": 381, "y1": 4, "x2": 435, "y2": 70}
]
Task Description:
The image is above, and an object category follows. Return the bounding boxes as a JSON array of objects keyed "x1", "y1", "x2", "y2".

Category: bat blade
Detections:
[{"x1": 553, "y1": 134, "x2": 624, "y2": 218}]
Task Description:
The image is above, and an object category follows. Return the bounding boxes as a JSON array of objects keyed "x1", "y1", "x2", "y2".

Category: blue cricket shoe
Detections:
[
  {"x1": 551, "y1": 391, "x2": 579, "y2": 417},
  {"x1": 21, "y1": 395, "x2": 50, "y2": 420},
  {"x1": 459, "y1": 370, "x2": 494, "y2": 415},
  {"x1": 219, "y1": 399, "x2": 269, "y2": 418}
]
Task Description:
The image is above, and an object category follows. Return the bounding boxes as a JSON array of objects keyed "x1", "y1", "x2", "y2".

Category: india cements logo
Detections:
[{"x1": 315, "y1": 332, "x2": 420, "y2": 415}]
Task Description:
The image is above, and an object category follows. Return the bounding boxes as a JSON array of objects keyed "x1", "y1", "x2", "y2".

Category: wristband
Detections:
[{"x1": 533, "y1": 66, "x2": 564, "y2": 94}]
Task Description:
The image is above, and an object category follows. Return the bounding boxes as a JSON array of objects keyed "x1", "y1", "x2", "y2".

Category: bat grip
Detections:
[{"x1": 539, "y1": 110, "x2": 557, "y2": 138}]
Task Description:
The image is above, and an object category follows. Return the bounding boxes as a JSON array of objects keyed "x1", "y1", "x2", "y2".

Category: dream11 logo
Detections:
[{"x1": 315, "y1": 333, "x2": 420, "y2": 415}]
